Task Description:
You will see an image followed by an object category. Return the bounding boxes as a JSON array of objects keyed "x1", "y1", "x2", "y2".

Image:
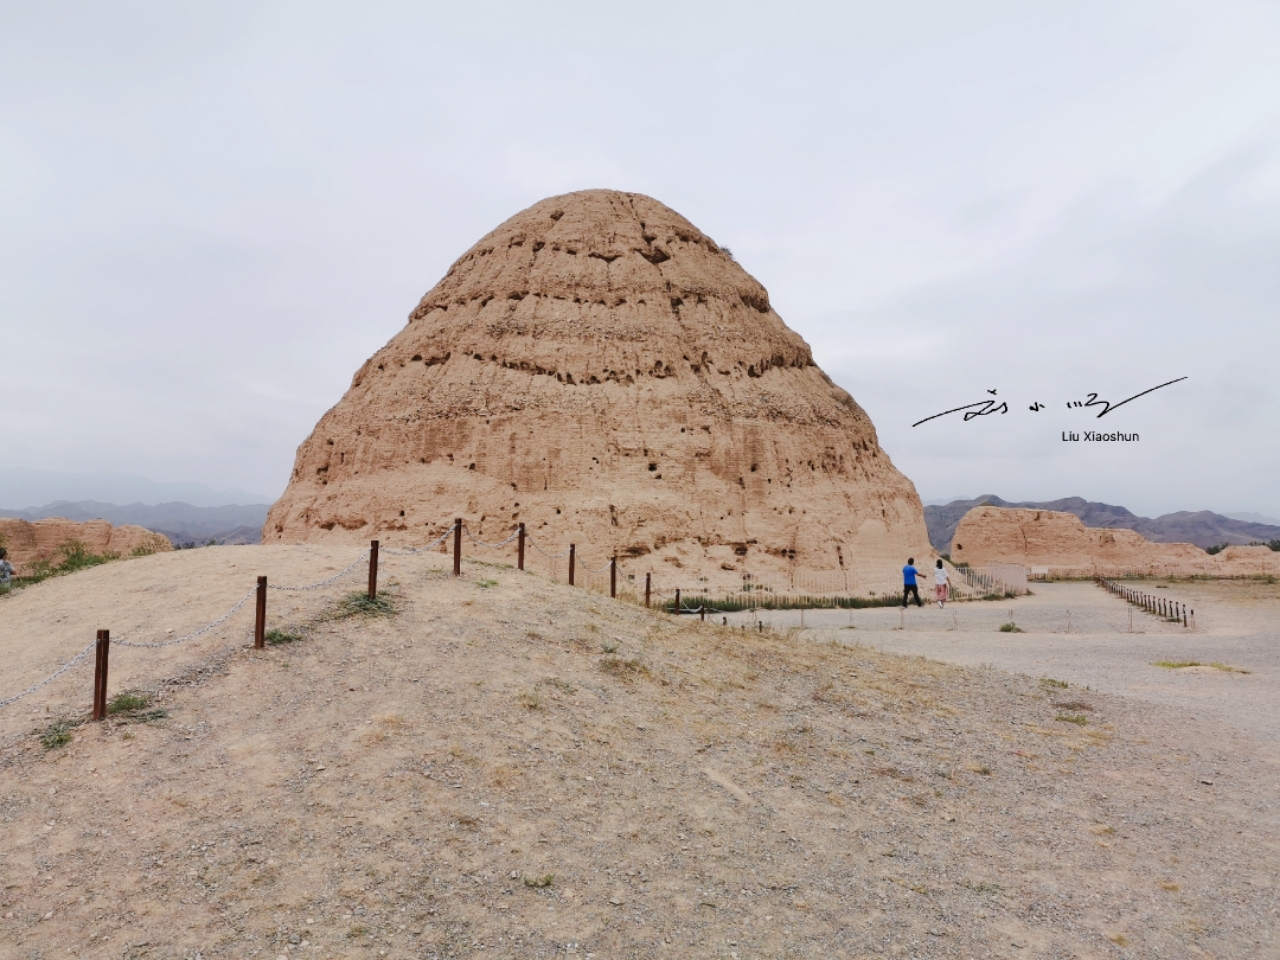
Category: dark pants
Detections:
[{"x1": 903, "y1": 583, "x2": 922, "y2": 607}]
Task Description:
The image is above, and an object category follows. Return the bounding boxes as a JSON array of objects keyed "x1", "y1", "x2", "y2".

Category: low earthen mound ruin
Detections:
[
  {"x1": 0, "y1": 517, "x2": 171, "y2": 573},
  {"x1": 266, "y1": 190, "x2": 932, "y2": 588},
  {"x1": 953, "y1": 507, "x2": 1280, "y2": 576}
]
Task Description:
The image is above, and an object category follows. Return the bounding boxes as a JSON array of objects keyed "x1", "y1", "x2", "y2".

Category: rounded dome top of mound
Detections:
[{"x1": 403, "y1": 189, "x2": 811, "y2": 374}]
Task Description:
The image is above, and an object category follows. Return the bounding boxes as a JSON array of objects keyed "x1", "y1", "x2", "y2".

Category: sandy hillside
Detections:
[{"x1": 1, "y1": 548, "x2": 1278, "y2": 959}]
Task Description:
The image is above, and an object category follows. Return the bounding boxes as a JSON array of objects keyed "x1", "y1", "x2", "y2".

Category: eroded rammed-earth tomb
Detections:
[{"x1": 266, "y1": 190, "x2": 933, "y2": 589}]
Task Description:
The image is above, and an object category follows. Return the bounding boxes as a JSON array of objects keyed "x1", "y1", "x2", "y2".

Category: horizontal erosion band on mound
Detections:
[{"x1": 355, "y1": 346, "x2": 816, "y2": 390}]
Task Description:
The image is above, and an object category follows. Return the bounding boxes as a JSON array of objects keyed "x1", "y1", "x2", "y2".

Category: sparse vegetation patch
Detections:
[
  {"x1": 1154, "y1": 660, "x2": 1250, "y2": 673},
  {"x1": 265, "y1": 628, "x2": 304, "y2": 646},
  {"x1": 40, "y1": 719, "x2": 75, "y2": 750},
  {"x1": 331, "y1": 590, "x2": 399, "y2": 619}
]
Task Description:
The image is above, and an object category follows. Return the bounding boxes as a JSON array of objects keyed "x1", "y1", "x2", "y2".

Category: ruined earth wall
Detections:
[
  {"x1": 266, "y1": 190, "x2": 934, "y2": 590},
  {"x1": 953, "y1": 507, "x2": 1280, "y2": 576},
  {"x1": 0, "y1": 518, "x2": 172, "y2": 573}
]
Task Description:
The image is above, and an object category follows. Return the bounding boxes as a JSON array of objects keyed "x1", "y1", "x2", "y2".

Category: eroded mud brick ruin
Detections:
[{"x1": 267, "y1": 190, "x2": 932, "y2": 587}]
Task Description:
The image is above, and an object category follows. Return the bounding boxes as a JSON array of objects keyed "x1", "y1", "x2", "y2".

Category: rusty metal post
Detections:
[
  {"x1": 453, "y1": 519, "x2": 462, "y2": 577},
  {"x1": 674, "y1": 588, "x2": 680, "y2": 615},
  {"x1": 517, "y1": 523, "x2": 525, "y2": 572},
  {"x1": 254, "y1": 576, "x2": 267, "y2": 649},
  {"x1": 568, "y1": 544, "x2": 576, "y2": 586},
  {"x1": 92, "y1": 629, "x2": 110, "y2": 720},
  {"x1": 1183, "y1": 603, "x2": 1188, "y2": 627},
  {"x1": 610, "y1": 558, "x2": 617, "y2": 599},
  {"x1": 368, "y1": 540, "x2": 379, "y2": 601},
  {"x1": 644, "y1": 573, "x2": 651, "y2": 608},
  {"x1": 699, "y1": 605, "x2": 706, "y2": 622}
]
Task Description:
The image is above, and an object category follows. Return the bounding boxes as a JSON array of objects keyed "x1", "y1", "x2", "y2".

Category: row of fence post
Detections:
[
  {"x1": 87, "y1": 528, "x2": 651, "y2": 723},
  {"x1": 91, "y1": 539, "x2": 388, "y2": 723},
  {"x1": 1096, "y1": 576, "x2": 1192, "y2": 628}
]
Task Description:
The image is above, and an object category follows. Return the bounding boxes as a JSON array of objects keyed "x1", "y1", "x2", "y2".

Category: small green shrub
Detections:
[
  {"x1": 477, "y1": 578, "x2": 498, "y2": 588},
  {"x1": 523, "y1": 874, "x2": 554, "y2": 888},
  {"x1": 264, "y1": 629, "x2": 303, "y2": 646},
  {"x1": 40, "y1": 720, "x2": 74, "y2": 750},
  {"x1": 105, "y1": 691, "x2": 168, "y2": 723},
  {"x1": 11, "y1": 540, "x2": 122, "y2": 588},
  {"x1": 999, "y1": 622, "x2": 1024, "y2": 633},
  {"x1": 1055, "y1": 714, "x2": 1088, "y2": 725},
  {"x1": 332, "y1": 591, "x2": 398, "y2": 619},
  {"x1": 108, "y1": 691, "x2": 153, "y2": 714},
  {"x1": 56, "y1": 540, "x2": 120, "y2": 573},
  {"x1": 1040, "y1": 678, "x2": 1068, "y2": 689}
]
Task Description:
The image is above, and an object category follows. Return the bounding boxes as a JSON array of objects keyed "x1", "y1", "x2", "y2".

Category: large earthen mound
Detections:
[
  {"x1": 0, "y1": 517, "x2": 171, "y2": 573},
  {"x1": 953, "y1": 506, "x2": 1280, "y2": 576},
  {"x1": 266, "y1": 190, "x2": 931, "y2": 586}
]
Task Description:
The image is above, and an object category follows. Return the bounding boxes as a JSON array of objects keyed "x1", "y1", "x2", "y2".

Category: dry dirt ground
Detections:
[
  {"x1": 742, "y1": 579, "x2": 1280, "y2": 748},
  {"x1": 1, "y1": 548, "x2": 1278, "y2": 959}
]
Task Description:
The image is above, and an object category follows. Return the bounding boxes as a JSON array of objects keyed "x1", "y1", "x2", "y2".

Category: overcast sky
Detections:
[{"x1": 3, "y1": 1, "x2": 1277, "y2": 516}]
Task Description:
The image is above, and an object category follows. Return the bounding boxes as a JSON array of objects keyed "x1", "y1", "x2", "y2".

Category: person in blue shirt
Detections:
[{"x1": 902, "y1": 558, "x2": 923, "y2": 608}]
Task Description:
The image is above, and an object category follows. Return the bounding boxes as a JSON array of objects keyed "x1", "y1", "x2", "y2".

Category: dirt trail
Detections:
[
  {"x1": 742, "y1": 580, "x2": 1280, "y2": 749},
  {"x1": 1, "y1": 551, "x2": 1277, "y2": 958}
]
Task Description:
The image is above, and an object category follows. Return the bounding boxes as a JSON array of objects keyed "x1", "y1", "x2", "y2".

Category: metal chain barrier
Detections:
[
  {"x1": 527, "y1": 535, "x2": 572, "y2": 560},
  {"x1": 0, "y1": 641, "x2": 97, "y2": 710},
  {"x1": 113, "y1": 586, "x2": 257, "y2": 649},
  {"x1": 268, "y1": 550, "x2": 370, "y2": 591},
  {"x1": 578, "y1": 557, "x2": 615, "y2": 576},
  {"x1": 461, "y1": 525, "x2": 521, "y2": 550},
  {"x1": 382, "y1": 524, "x2": 457, "y2": 556}
]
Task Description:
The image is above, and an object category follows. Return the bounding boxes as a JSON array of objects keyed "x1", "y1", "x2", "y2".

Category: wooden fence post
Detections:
[
  {"x1": 453, "y1": 519, "x2": 462, "y2": 577},
  {"x1": 92, "y1": 629, "x2": 110, "y2": 720},
  {"x1": 645, "y1": 573, "x2": 651, "y2": 608},
  {"x1": 255, "y1": 576, "x2": 267, "y2": 649},
  {"x1": 368, "y1": 540, "x2": 379, "y2": 600},
  {"x1": 517, "y1": 523, "x2": 525, "y2": 572},
  {"x1": 568, "y1": 544, "x2": 576, "y2": 586},
  {"x1": 674, "y1": 588, "x2": 680, "y2": 615},
  {"x1": 610, "y1": 558, "x2": 617, "y2": 599}
]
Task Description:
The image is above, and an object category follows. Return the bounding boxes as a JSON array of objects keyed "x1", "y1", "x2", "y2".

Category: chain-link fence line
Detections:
[
  {"x1": 267, "y1": 551, "x2": 370, "y2": 591},
  {"x1": 0, "y1": 641, "x2": 97, "y2": 709},
  {"x1": 381, "y1": 524, "x2": 458, "y2": 556},
  {"x1": 461, "y1": 525, "x2": 521, "y2": 550},
  {"x1": 113, "y1": 587, "x2": 258, "y2": 649}
]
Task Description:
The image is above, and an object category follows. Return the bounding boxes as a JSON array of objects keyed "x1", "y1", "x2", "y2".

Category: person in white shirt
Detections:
[
  {"x1": 933, "y1": 558, "x2": 949, "y2": 607},
  {"x1": 0, "y1": 548, "x2": 14, "y2": 589}
]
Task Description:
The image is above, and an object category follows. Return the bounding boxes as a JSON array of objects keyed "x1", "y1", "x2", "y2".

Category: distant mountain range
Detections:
[
  {"x1": 924, "y1": 495, "x2": 1280, "y2": 554},
  {"x1": 0, "y1": 500, "x2": 270, "y2": 546},
  {"x1": 0, "y1": 467, "x2": 273, "y2": 510}
]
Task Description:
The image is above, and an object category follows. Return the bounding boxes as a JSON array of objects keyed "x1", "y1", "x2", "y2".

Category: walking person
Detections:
[
  {"x1": 902, "y1": 558, "x2": 923, "y2": 608},
  {"x1": 934, "y1": 558, "x2": 950, "y2": 607},
  {"x1": 0, "y1": 548, "x2": 14, "y2": 590}
]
